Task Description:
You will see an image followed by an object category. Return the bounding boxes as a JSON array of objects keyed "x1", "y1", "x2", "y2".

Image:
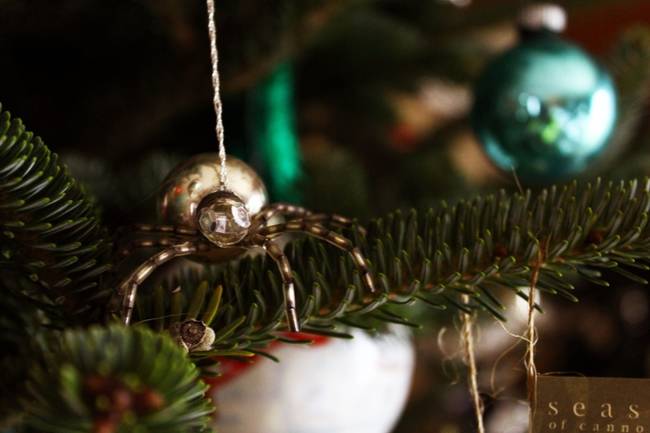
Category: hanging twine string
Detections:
[
  {"x1": 526, "y1": 248, "x2": 543, "y2": 432},
  {"x1": 483, "y1": 248, "x2": 544, "y2": 432},
  {"x1": 461, "y1": 294, "x2": 485, "y2": 433},
  {"x1": 206, "y1": 0, "x2": 228, "y2": 190},
  {"x1": 509, "y1": 167, "x2": 542, "y2": 431}
]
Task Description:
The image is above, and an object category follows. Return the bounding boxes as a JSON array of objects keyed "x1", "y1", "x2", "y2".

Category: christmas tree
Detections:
[{"x1": 2, "y1": 1, "x2": 650, "y2": 432}]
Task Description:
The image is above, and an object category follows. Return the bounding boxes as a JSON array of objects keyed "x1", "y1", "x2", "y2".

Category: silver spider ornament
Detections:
[{"x1": 109, "y1": 154, "x2": 375, "y2": 332}]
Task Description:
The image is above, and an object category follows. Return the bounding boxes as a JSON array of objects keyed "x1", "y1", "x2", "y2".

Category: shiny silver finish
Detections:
[
  {"x1": 197, "y1": 190, "x2": 251, "y2": 247},
  {"x1": 158, "y1": 153, "x2": 268, "y2": 228},
  {"x1": 114, "y1": 159, "x2": 375, "y2": 333},
  {"x1": 116, "y1": 242, "x2": 197, "y2": 325}
]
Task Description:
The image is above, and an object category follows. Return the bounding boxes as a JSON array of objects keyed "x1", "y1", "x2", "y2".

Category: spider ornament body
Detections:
[{"x1": 109, "y1": 154, "x2": 375, "y2": 333}]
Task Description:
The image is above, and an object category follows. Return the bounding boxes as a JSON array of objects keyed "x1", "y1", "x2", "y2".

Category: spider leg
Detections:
[
  {"x1": 255, "y1": 203, "x2": 312, "y2": 224},
  {"x1": 255, "y1": 203, "x2": 364, "y2": 234},
  {"x1": 300, "y1": 214, "x2": 367, "y2": 236},
  {"x1": 115, "y1": 224, "x2": 198, "y2": 260},
  {"x1": 117, "y1": 238, "x2": 178, "y2": 259},
  {"x1": 260, "y1": 221, "x2": 376, "y2": 293},
  {"x1": 109, "y1": 242, "x2": 197, "y2": 325},
  {"x1": 131, "y1": 224, "x2": 198, "y2": 237},
  {"x1": 254, "y1": 203, "x2": 366, "y2": 235},
  {"x1": 252, "y1": 235, "x2": 300, "y2": 332}
]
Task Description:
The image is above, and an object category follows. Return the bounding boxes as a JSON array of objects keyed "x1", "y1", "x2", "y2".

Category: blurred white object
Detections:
[
  {"x1": 620, "y1": 289, "x2": 649, "y2": 327},
  {"x1": 518, "y1": 3, "x2": 567, "y2": 33},
  {"x1": 487, "y1": 401, "x2": 529, "y2": 433},
  {"x1": 475, "y1": 287, "x2": 546, "y2": 359},
  {"x1": 211, "y1": 327, "x2": 414, "y2": 433}
]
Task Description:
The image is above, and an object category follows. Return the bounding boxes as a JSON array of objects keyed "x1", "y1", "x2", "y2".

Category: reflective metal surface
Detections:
[
  {"x1": 472, "y1": 35, "x2": 617, "y2": 183},
  {"x1": 158, "y1": 153, "x2": 269, "y2": 227}
]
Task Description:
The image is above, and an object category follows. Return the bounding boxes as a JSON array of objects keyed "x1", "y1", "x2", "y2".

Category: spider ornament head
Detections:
[{"x1": 197, "y1": 190, "x2": 251, "y2": 247}]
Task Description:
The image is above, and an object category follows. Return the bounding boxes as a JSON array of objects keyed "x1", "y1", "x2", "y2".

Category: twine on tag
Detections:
[
  {"x1": 526, "y1": 248, "x2": 543, "y2": 432},
  {"x1": 461, "y1": 294, "x2": 485, "y2": 433}
]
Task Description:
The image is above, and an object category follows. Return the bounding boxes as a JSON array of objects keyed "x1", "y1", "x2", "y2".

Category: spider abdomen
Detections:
[{"x1": 158, "y1": 153, "x2": 268, "y2": 229}]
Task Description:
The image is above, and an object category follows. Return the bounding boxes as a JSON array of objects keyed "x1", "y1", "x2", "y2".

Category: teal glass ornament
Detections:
[{"x1": 472, "y1": 33, "x2": 617, "y2": 183}]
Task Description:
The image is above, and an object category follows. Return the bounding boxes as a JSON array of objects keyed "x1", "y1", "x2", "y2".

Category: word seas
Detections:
[{"x1": 533, "y1": 376, "x2": 650, "y2": 433}]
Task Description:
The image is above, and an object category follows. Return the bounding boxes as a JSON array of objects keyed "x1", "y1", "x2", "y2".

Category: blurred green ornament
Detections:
[
  {"x1": 248, "y1": 62, "x2": 302, "y2": 203},
  {"x1": 472, "y1": 5, "x2": 617, "y2": 184}
]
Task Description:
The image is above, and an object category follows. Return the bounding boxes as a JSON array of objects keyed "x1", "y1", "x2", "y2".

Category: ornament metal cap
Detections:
[{"x1": 518, "y1": 3, "x2": 567, "y2": 34}]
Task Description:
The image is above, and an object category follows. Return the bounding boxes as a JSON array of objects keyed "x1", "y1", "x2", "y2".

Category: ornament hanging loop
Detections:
[
  {"x1": 518, "y1": 3, "x2": 567, "y2": 35},
  {"x1": 205, "y1": 0, "x2": 228, "y2": 190}
]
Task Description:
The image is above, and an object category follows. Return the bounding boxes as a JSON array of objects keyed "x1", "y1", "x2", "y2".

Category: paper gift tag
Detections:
[{"x1": 533, "y1": 376, "x2": 650, "y2": 432}]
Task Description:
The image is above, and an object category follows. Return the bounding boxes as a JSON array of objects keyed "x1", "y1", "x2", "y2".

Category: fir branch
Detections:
[
  {"x1": 0, "y1": 288, "x2": 42, "y2": 428},
  {"x1": 133, "y1": 178, "x2": 650, "y2": 362},
  {"x1": 0, "y1": 104, "x2": 113, "y2": 324},
  {"x1": 22, "y1": 325, "x2": 214, "y2": 433}
]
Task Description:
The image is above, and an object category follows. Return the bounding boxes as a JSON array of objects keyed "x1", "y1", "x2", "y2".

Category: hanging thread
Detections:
[
  {"x1": 206, "y1": 0, "x2": 228, "y2": 190},
  {"x1": 526, "y1": 248, "x2": 543, "y2": 432},
  {"x1": 461, "y1": 294, "x2": 485, "y2": 433}
]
